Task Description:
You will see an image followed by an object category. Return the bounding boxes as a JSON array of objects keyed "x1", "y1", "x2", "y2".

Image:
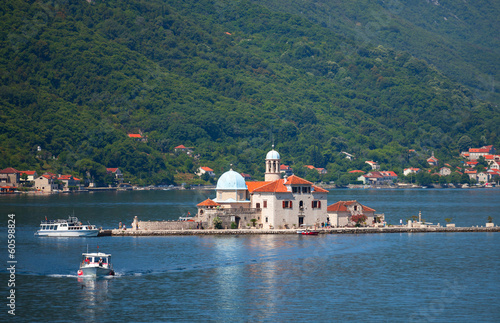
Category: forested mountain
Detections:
[
  {"x1": 252, "y1": 0, "x2": 500, "y2": 104},
  {"x1": 0, "y1": 0, "x2": 498, "y2": 185}
]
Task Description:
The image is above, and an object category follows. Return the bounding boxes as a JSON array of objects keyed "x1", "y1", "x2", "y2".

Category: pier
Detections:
[{"x1": 101, "y1": 225, "x2": 500, "y2": 236}]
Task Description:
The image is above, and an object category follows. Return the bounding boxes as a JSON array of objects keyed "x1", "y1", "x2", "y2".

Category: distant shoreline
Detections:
[
  {"x1": 102, "y1": 226, "x2": 500, "y2": 236},
  {"x1": 9, "y1": 184, "x2": 499, "y2": 195}
]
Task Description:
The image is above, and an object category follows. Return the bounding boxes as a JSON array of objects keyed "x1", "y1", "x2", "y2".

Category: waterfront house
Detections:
[
  {"x1": 464, "y1": 169, "x2": 477, "y2": 181},
  {"x1": 0, "y1": 168, "x2": 20, "y2": 187},
  {"x1": 357, "y1": 171, "x2": 398, "y2": 185},
  {"x1": 19, "y1": 170, "x2": 37, "y2": 183},
  {"x1": 57, "y1": 175, "x2": 81, "y2": 191},
  {"x1": 106, "y1": 168, "x2": 124, "y2": 183},
  {"x1": 35, "y1": 174, "x2": 59, "y2": 192},
  {"x1": 327, "y1": 200, "x2": 378, "y2": 227},
  {"x1": 477, "y1": 172, "x2": 489, "y2": 184}
]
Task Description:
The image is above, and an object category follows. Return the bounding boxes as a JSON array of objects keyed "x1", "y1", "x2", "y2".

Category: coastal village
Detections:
[
  {"x1": 1, "y1": 144, "x2": 499, "y2": 194},
  {"x1": 1, "y1": 140, "x2": 499, "y2": 231}
]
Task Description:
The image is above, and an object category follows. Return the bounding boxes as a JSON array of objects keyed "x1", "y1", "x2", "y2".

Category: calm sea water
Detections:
[{"x1": 0, "y1": 189, "x2": 499, "y2": 322}]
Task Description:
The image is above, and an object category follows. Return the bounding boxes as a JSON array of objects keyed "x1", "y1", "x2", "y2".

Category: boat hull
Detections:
[
  {"x1": 35, "y1": 229, "x2": 99, "y2": 237},
  {"x1": 78, "y1": 266, "x2": 114, "y2": 277}
]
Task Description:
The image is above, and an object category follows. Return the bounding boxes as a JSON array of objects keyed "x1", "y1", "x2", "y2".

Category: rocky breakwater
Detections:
[{"x1": 106, "y1": 225, "x2": 500, "y2": 236}]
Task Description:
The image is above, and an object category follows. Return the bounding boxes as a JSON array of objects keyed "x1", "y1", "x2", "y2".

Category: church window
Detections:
[
  {"x1": 263, "y1": 200, "x2": 267, "y2": 208},
  {"x1": 265, "y1": 217, "x2": 268, "y2": 223},
  {"x1": 256, "y1": 203, "x2": 261, "y2": 209},
  {"x1": 282, "y1": 201, "x2": 292, "y2": 208},
  {"x1": 292, "y1": 187, "x2": 298, "y2": 193},
  {"x1": 312, "y1": 200, "x2": 321, "y2": 208}
]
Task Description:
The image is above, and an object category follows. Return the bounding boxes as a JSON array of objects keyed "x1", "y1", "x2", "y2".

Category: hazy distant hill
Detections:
[{"x1": 0, "y1": 0, "x2": 498, "y2": 185}]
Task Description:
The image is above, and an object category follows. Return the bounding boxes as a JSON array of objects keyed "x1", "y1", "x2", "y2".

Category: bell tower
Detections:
[{"x1": 265, "y1": 146, "x2": 281, "y2": 182}]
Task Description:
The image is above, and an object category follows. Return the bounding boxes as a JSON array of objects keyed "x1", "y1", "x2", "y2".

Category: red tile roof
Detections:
[
  {"x1": 175, "y1": 145, "x2": 186, "y2": 149},
  {"x1": 19, "y1": 170, "x2": 36, "y2": 175},
  {"x1": 246, "y1": 181, "x2": 269, "y2": 193},
  {"x1": 312, "y1": 185, "x2": 329, "y2": 193},
  {"x1": 201, "y1": 166, "x2": 213, "y2": 172},
  {"x1": 106, "y1": 168, "x2": 119, "y2": 173},
  {"x1": 284, "y1": 175, "x2": 313, "y2": 185},
  {"x1": 197, "y1": 199, "x2": 220, "y2": 207},
  {"x1": 58, "y1": 175, "x2": 74, "y2": 180},
  {"x1": 327, "y1": 200, "x2": 375, "y2": 212},
  {"x1": 349, "y1": 170, "x2": 365, "y2": 173},
  {"x1": 128, "y1": 134, "x2": 142, "y2": 138},
  {"x1": 0, "y1": 168, "x2": 19, "y2": 174},
  {"x1": 469, "y1": 148, "x2": 489, "y2": 153},
  {"x1": 252, "y1": 180, "x2": 290, "y2": 193}
]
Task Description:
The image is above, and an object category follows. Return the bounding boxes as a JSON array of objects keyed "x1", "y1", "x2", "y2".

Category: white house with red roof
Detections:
[
  {"x1": 365, "y1": 161, "x2": 380, "y2": 170},
  {"x1": 403, "y1": 167, "x2": 420, "y2": 176},
  {"x1": 304, "y1": 165, "x2": 328, "y2": 175},
  {"x1": 427, "y1": 154, "x2": 439, "y2": 166},
  {"x1": 327, "y1": 200, "x2": 378, "y2": 227},
  {"x1": 280, "y1": 164, "x2": 293, "y2": 176},
  {"x1": 57, "y1": 175, "x2": 82, "y2": 190},
  {"x1": 106, "y1": 168, "x2": 124, "y2": 183},
  {"x1": 174, "y1": 145, "x2": 193, "y2": 154},
  {"x1": 357, "y1": 171, "x2": 398, "y2": 185},
  {"x1": 19, "y1": 170, "x2": 37, "y2": 182},
  {"x1": 197, "y1": 166, "x2": 215, "y2": 177},
  {"x1": 196, "y1": 149, "x2": 329, "y2": 229},
  {"x1": 467, "y1": 146, "x2": 495, "y2": 160}
]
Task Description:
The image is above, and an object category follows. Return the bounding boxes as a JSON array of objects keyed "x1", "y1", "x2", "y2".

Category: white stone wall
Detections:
[{"x1": 252, "y1": 191, "x2": 328, "y2": 229}]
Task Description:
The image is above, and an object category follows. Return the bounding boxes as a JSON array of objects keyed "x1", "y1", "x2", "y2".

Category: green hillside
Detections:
[
  {"x1": 0, "y1": 0, "x2": 498, "y2": 185},
  {"x1": 252, "y1": 0, "x2": 500, "y2": 104}
]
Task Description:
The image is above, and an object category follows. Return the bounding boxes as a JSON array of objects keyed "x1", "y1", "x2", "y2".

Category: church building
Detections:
[{"x1": 196, "y1": 148, "x2": 329, "y2": 229}]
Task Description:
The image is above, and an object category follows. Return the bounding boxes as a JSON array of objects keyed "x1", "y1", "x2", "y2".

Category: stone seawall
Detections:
[{"x1": 103, "y1": 226, "x2": 500, "y2": 236}]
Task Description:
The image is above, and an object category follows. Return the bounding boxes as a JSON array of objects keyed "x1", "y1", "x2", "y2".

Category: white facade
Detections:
[
  {"x1": 197, "y1": 148, "x2": 329, "y2": 229},
  {"x1": 250, "y1": 179, "x2": 328, "y2": 229}
]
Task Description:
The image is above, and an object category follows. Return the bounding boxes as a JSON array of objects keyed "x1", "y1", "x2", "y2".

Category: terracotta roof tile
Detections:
[
  {"x1": 284, "y1": 175, "x2": 312, "y2": 185},
  {"x1": 197, "y1": 199, "x2": 220, "y2": 207},
  {"x1": 0, "y1": 168, "x2": 19, "y2": 174}
]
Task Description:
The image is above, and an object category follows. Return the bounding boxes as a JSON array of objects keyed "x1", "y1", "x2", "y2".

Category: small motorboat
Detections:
[
  {"x1": 300, "y1": 229, "x2": 319, "y2": 235},
  {"x1": 78, "y1": 252, "x2": 115, "y2": 277},
  {"x1": 297, "y1": 225, "x2": 319, "y2": 235},
  {"x1": 35, "y1": 216, "x2": 99, "y2": 237}
]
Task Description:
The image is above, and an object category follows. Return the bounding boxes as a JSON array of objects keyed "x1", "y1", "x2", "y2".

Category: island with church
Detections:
[{"x1": 102, "y1": 147, "x2": 499, "y2": 236}]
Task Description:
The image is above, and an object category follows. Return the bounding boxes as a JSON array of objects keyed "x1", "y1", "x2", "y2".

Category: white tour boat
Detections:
[
  {"x1": 78, "y1": 252, "x2": 115, "y2": 277},
  {"x1": 35, "y1": 216, "x2": 99, "y2": 237}
]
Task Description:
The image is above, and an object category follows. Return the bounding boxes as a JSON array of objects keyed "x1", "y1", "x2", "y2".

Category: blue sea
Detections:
[{"x1": 0, "y1": 189, "x2": 499, "y2": 322}]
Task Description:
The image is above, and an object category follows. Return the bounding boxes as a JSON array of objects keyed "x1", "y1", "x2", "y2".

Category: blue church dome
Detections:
[
  {"x1": 216, "y1": 169, "x2": 247, "y2": 190},
  {"x1": 266, "y1": 149, "x2": 280, "y2": 160}
]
